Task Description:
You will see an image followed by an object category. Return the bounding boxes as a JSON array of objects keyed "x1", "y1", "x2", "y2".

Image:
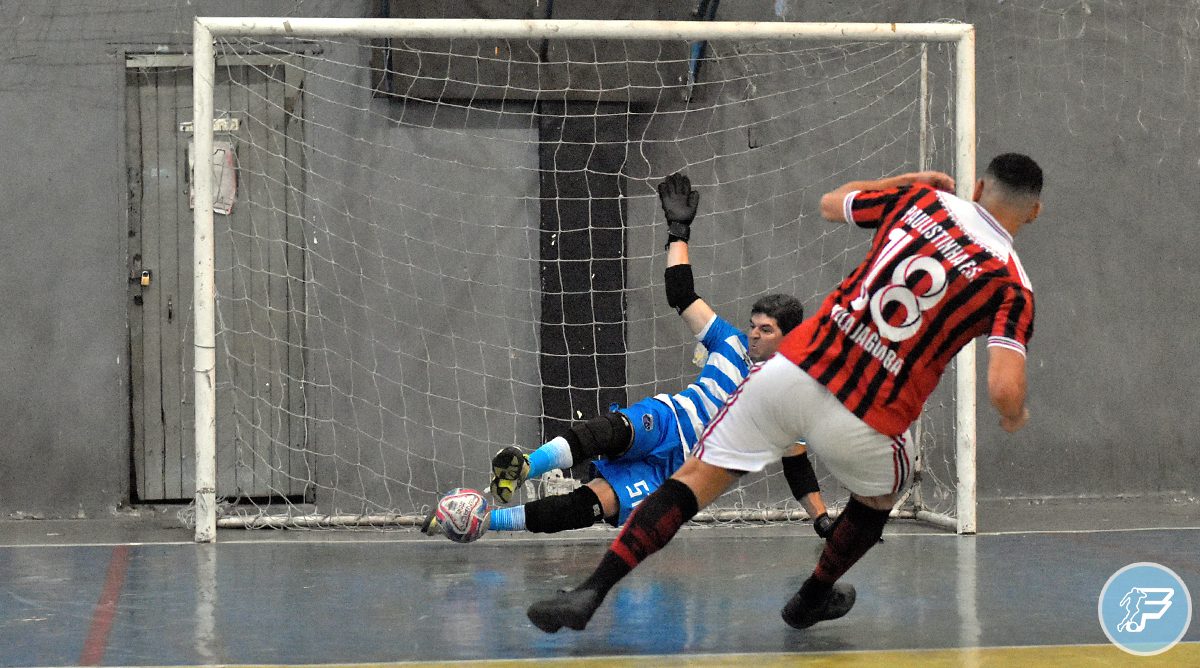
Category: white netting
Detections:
[{"x1": 196, "y1": 25, "x2": 964, "y2": 531}]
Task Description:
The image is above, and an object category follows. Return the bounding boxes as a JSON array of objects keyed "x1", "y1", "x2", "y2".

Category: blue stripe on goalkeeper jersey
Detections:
[{"x1": 656, "y1": 314, "x2": 750, "y2": 453}]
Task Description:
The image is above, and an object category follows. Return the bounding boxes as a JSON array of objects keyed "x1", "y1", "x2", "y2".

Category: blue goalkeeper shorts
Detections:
[{"x1": 592, "y1": 397, "x2": 687, "y2": 526}]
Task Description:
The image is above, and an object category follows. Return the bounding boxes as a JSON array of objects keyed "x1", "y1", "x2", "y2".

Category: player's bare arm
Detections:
[
  {"x1": 988, "y1": 346, "x2": 1029, "y2": 432},
  {"x1": 819, "y1": 171, "x2": 956, "y2": 222},
  {"x1": 659, "y1": 173, "x2": 717, "y2": 335}
]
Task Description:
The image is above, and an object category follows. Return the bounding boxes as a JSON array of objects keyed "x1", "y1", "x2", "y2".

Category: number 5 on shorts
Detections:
[{"x1": 626, "y1": 480, "x2": 650, "y2": 498}]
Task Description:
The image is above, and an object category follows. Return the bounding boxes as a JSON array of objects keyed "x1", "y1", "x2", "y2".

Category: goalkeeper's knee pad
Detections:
[
  {"x1": 564, "y1": 413, "x2": 633, "y2": 461},
  {"x1": 525, "y1": 485, "x2": 605, "y2": 534}
]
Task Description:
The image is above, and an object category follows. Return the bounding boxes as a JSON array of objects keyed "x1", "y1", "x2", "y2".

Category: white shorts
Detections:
[{"x1": 694, "y1": 354, "x2": 911, "y2": 497}]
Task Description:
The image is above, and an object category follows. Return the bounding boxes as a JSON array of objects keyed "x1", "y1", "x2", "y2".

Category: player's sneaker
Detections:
[
  {"x1": 420, "y1": 506, "x2": 442, "y2": 536},
  {"x1": 490, "y1": 446, "x2": 531, "y2": 504},
  {"x1": 526, "y1": 587, "x2": 603, "y2": 633},
  {"x1": 781, "y1": 581, "x2": 856, "y2": 630}
]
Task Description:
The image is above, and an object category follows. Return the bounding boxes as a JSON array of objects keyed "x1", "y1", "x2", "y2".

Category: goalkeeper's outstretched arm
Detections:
[
  {"x1": 665, "y1": 240, "x2": 716, "y2": 336},
  {"x1": 658, "y1": 173, "x2": 716, "y2": 336}
]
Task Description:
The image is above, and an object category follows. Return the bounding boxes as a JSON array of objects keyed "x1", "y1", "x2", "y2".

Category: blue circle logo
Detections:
[{"x1": 1098, "y1": 562, "x2": 1192, "y2": 656}]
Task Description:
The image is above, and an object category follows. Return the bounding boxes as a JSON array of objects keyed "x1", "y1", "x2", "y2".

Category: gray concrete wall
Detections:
[
  {"x1": 706, "y1": 2, "x2": 1200, "y2": 503},
  {"x1": 0, "y1": 0, "x2": 1196, "y2": 518},
  {"x1": 0, "y1": 1, "x2": 373, "y2": 518}
]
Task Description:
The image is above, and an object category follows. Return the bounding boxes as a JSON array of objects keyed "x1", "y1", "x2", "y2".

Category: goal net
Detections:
[{"x1": 188, "y1": 18, "x2": 976, "y2": 541}]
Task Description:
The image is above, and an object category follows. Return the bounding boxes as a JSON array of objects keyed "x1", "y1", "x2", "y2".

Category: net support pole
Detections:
[
  {"x1": 192, "y1": 20, "x2": 218, "y2": 543},
  {"x1": 918, "y1": 44, "x2": 929, "y2": 172},
  {"x1": 911, "y1": 44, "x2": 929, "y2": 515},
  {"x1": 953, "y1": 27, "x2": 978, "y2": 535}
]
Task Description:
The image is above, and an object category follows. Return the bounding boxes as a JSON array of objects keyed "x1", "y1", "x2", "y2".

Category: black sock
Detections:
[
  {"x1": 812, "y1": 497, "x2": 890, "y2": 586},
  {"x1": 525, "y1": 485, "x2": 604, "y2": 533},
  {"x1": 796, "y1": 575, "x2": 833, "y2": 604},
  {"x1": 577, "y1": 478, "x2": 698, "y2": 597}
]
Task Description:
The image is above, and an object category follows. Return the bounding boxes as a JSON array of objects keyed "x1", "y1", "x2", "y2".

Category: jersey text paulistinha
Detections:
[{"x1": 779, "y1": 184, "x2": 1034, "y2": 437}]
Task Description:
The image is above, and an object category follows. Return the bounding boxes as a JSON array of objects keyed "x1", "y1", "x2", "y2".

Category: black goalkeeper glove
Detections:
[
  {"x1": 813, "y1": 512, "x2": 836, "y2": 539},
  {"x1": 657, "y1": 172, "x2": 699, "y2": 248}
]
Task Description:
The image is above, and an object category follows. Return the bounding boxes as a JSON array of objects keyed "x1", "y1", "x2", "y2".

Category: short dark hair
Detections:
[
  {"x1": 985, "y1": 153, "x2": 1043, "y2": 196},
  {"x1": 751, "y1": 294, "x2": 804, "y2": 334}
]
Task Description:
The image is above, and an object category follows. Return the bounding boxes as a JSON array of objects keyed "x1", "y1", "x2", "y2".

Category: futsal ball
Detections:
[{"x1": 435, "y1": 488, "x2": 489, "y2": 544}]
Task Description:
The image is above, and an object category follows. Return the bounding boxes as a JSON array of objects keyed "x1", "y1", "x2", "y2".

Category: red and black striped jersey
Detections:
[{"x1": 778, "y1": 184, "x2": 1034, "y2": 437}]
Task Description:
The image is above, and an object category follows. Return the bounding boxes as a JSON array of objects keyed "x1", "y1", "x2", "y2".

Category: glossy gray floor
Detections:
[{"x1": 0, "y1": 501, "x2": 1197, "y2": 666}]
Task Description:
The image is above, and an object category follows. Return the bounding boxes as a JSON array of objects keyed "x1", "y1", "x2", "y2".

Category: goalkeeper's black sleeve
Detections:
[
  {"x1": 782, "y1": 451, "x2": 821, "y2": 498},
  {"x1": 664, "y1": 264, "x2": 700, "y2": 314}
]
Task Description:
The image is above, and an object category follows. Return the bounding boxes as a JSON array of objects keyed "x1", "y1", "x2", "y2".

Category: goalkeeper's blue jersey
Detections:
[{"x1": 653, "y1": 314, "x2": 751, "y2": 453}]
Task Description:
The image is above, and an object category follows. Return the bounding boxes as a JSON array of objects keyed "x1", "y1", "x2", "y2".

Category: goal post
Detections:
[
  {"x1": 192, "y1": 24, "x2": 217, "y2": 543},
  {"x1": 190, "y1": 17, "x2": 976, "y2": 542}
]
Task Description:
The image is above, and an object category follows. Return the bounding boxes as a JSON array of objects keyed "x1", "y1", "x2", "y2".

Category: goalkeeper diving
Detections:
[{"x1": 423, "y1": 173, "x2": 832, "y2": 541}]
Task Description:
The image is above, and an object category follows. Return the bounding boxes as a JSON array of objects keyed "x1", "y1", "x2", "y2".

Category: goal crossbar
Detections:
[
  {"x1": 191, "y1": 17, "x2": 976, "y2": 542},
  {"x1": 196, "y1": 17, "x2": 972, "y2": 43}
]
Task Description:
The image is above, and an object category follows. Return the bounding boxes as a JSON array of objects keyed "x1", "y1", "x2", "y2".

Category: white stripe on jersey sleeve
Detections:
[
  {"x1": 671, "y1": 393, "x2": 705, "y2": 438},
  {"x1": 721, "y1": 333, "x2": 749, "y2": 361},
  {"x1": 652, "y1": 394, "x2": 692, "y2": 453},
  {"x1": 705, "y1": 351, "x2": 746, "y2": 387},
  {"x1": 843, "y1": 190, "x2": 860, "y2": 223},
  {"x1": 987, "y1": 336, "x2": 1027, "y2": 357},
  {"x1": 695, "y1": 376, "x2": 727, "y2": 415}
]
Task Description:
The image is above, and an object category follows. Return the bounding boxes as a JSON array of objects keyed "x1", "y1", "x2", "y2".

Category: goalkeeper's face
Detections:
[{"x1": 747, "y1": 313, "x2": 784, "y2": 363}]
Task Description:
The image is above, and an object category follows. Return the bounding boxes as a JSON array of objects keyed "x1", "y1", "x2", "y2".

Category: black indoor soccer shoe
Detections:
[
  {"x1": 781, "y1": 581, "x2": 857, "y2": 630},
  {"x1": 526, "y1": 588, "x2": 602, "y2": 633}
]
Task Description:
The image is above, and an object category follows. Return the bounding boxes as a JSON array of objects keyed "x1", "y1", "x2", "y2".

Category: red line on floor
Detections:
[{"x1": 79, "y1": 544, "x2": 131, "y2": 666}]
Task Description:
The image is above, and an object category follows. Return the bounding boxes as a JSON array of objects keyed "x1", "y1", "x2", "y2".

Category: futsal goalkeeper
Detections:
[{"x1": 423, "y1": 173, "x2": 833, "y2": 541}]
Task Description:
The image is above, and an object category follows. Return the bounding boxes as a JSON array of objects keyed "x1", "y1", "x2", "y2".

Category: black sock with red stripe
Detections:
[
  {"x1": 802, "y1": 497, "x2": 890, "y2": 602},
  {"x1": 576, "y1": 478, "x2": 699, "y2": 598}
]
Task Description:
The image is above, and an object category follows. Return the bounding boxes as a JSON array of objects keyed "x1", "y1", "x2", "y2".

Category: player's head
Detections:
[
  {"x1": 974, "y1": 153, "x2": 1043, "y2": 229},
  {"x1": 748, "y1": 294, "x2": 803, "y2": 362}
]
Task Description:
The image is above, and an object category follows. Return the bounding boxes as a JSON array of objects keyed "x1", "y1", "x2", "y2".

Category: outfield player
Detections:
[
  {"x1": 527, "y1": 154, "x2": 1043, "y2": 633},
  {"x1": 423, "y1": 173, "x2": 832, "y2": 541}
]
